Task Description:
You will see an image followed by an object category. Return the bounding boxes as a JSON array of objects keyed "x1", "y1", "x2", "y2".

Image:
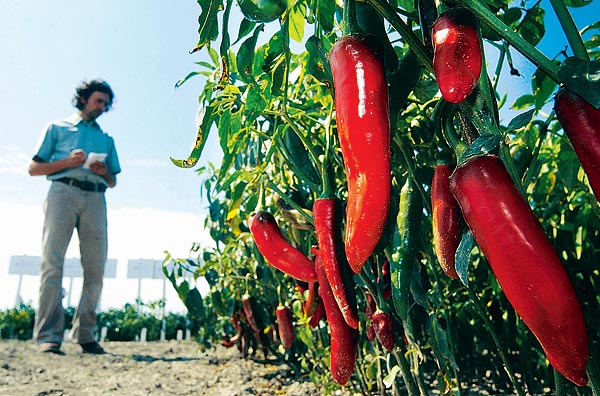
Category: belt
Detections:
[{"x1": 55, "y1": 177, "x2": 107, "y2": 193}]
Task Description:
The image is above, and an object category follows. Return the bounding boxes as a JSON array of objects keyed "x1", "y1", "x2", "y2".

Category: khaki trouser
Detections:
[{"x1": 33, "y1": 181, "x2": 107, "y2": 345}]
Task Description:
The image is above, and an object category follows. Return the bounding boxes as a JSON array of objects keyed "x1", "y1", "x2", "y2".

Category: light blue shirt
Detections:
[{"x1": 34, "y1": 113, "x2": 121, "y2": 185}]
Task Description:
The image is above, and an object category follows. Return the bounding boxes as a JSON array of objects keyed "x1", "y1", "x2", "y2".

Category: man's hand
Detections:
[
  {"x1": 68, "y1": 149, "x2": 87, "y2": 168},
  {"x1": 89, "y1": 161, "x2": 107, "y2": 176}
]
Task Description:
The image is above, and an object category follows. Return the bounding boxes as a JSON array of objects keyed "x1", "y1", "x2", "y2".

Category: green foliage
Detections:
[
  {"x1": 0, "y1": 303, "x2": 35, "y2": 340},
  {"x1": 0, "y1": 302, "x2": 192, "y2": 343},
  {"x1": 167, "y1": 0, "x2": 600, "y2": 394}
]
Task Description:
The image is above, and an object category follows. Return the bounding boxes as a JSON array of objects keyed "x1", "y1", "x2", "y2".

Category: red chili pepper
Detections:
[
  {"x1": 315, "y1": 249, "x2": 358, "y2": 385},
  {"x1": 431, "y1": 164, "x2": 461, "y2": 278},
  {"x1": 276, "y1": 304, "x2": 294, "y2": 350},
  {"x1": 330, "y1": 34, "x2": 391, "y2": 274},
  {"x1": 304, "y1": 281, "x2": 319, "y2": 317},
  {"x1": 308, "y1": 299, "x2": 325, "y2": 328},
  {"x1": 365, "y1": 292, "x2": 376, "y2": 320},
  {"x1": 554, "y1": 87, "x2": 600, "y2": 201},
  {"x1": 432, "y1": 7, "x2": 482, "y2": 104},
  {"x1": 449, "y1": 155, "x2": 588, "y2": 386},
  {"x1": 242, "y1": 294, "x2": 261, "y2": 334},
  {"x1": 313, "y1": 198, "x2": 359, "y2": 329},
  {"x1": 249, "y1": 211, "x2": 317, "y2": 282},
  {"x1": 371, "y1": 310, "x2": 395, "y2": 351},
  {"x1": 366, "y1": 323, "x2": 376, "y2": 342}
]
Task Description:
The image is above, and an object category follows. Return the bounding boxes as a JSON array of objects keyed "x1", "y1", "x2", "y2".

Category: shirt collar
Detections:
[{"x1": 65, "y1": 112, "x2": 100, "y2": 129}]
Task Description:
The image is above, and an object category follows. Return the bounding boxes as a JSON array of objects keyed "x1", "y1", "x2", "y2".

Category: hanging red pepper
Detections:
[
  {"x1": 449, "y1": 155, "x2": 588, "y2": 386},
  {"x1": 371, "y1": 310, "x2": 395, "y2": 351},
  {"x1": 276, "y1": 304, "x2": 294, "y2": 350},
  {"x1": 304, "y1": 281, "x2": 319, "y2": 317},
  {"x1": 330, "y1": 33, "x2": 391, "y2": 274},
  {"x1": 431, "y1": 164, "x2": 461, "y2": 278},
  {"x1": 314, "y1": 198, "x2": 359, "y2": 329},
  {"x1": 554, "y1": 87, "x2": 600, "y2": 201},
  {"x1": 315, "y1": 249, "x2": 358, "y2": 385},
  {"x1": 249, "y1": 211, "x2": 317, "y2": 282},
  {"x1": 432, "y1": 7, "x2": 482, "y2": 104},
  {"x1": 308, "y1": 300, "x2": 325, "y2": 328}
]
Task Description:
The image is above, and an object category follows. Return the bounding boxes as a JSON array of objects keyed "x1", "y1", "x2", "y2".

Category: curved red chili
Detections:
[
  {"x1": 249, "y1": 211, "x2": 317, "y2": 282},
  {"x1": 449, "y1": 155, "x2": 588, "y2": 386},
  {"x1": 554, "y1": 87, "x2": 600, "y2": 201},
  {"x1": 329, "y1": 34, "x2": 391, "y2": 274},
  {"x1": 432, "y1": 7, "x2": 482, "y2": 104},
  {"x1": 304, "y1": 281, "x2": 319, "y2": 317},
  {"x1": 276, "y1": 305, "x2": 294, "y2": 350},
  {"x1": 315, "y1": 250, "x2": 358, "y2": 385},
  {"x1": 372, "y1": 310, "x2": 395, "y2": 351},
  {"x1": 308, "y1": 299, "x2": 325, "y2": 328},
  {"x1": 431, "y1": 164, "x2": 461, "y2": 278},
  {"x1": 313, "y1": 198, "x2": 359, "y2": 329}
]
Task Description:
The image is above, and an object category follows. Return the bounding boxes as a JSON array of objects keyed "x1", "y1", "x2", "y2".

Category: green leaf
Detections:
[
  {"x1": 460, "y1": 134, "x2": 503, "y2": 164},
  {"x1": 532, "y1": 67, "x2": 558, "y2": 109},
  {"x1": 305, "y1": 35, "x2": 333, "y2": 85},
  {"x1": 174, "y1": 71, "x2": 202, "y2": 89},
  {"x1": 519, "y1": 6, "x2": 545, "y2": 46},
  {"x1": 289, "y1": 3, "x2": 305, "y2": 42},
  {"x1": 205, "y1": 268, "x2": 220, "y2": 286},
  {"x1": 383, "y1": 365, "x2": 402, "y2": 388},
  {"x1": 502, "y1": 7, "x2": 522, "y2": 27},
  {"x1": 236, "y1": 24, "x2": 264, "y2": 84},
  {"x1": 184, "y1": 287, "x2": 205, "y2": 321},
  {"x1": 558, "y1": 57, "x2": 600, "y2": 108},
  {"x1": 235, "y1": 18, "x2": 256, "y2": 44},
  {"x1": 317, "y1": 0, "x2": 335, "y2": 33},
  {"x1": 243, "y1": 83, "x2": 268, "y2": 115},
  {"x1": 193, "y1": 0, "x2": 223, "y2": 52},
  {"x1": 512, "y1": 94, "x2": 535, "y2": 110},
  {"x1": 427, "y1": 315, "x2": 459, "y2": 371},
  {"x1": 455, "y1": 230, "x2": 475, "y2": 287},
  {"x1": 562, "y1": 0, "x2": 594, "y2": 7},
  {"x1": 507, "y1": 109, "x2": 535, "y2": 131},
  {"x1": 170, "y1": 105, "x2": 215, "y2": 168}
]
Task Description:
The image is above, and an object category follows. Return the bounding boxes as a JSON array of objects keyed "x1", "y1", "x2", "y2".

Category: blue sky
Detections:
[
  {"x1": 0, "y1": 1, "x2": 597, "y2": 312},
  {"x1": 0, "y1": 2, "x2": 222, "y2": 312}
]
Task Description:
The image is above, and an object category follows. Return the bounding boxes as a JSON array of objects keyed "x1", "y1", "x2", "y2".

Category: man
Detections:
[{"x1": 29, "y1": 79, "x2": 121, "y2": 355}]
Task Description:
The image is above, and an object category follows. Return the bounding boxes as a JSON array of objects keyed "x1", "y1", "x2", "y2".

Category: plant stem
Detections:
[
  {"x1": 548, "y1": 0, "x2": 589, "y2": 61},
  {"x1": 392, "y1": 350, "x2": 421, "y2": 396},
  {"x1": 365, "y1": 0, "x2": 434, "y2": 73},
  {"x1": 457, "y1": 0, "x2": 560, "y2": 83},
  {"x1": 467, "y1": 287, "x2": 527, "y2": 396},
  {"x1": 266, "y1": 180, "x2": 314, "y2": 224}
]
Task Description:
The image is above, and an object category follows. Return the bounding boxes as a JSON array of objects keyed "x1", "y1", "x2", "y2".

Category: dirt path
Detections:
[{"x1": 0, "y1": 340, "x2": 323, "y2": 396}]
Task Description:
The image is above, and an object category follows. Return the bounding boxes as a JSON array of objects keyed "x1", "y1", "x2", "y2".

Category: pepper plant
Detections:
[{"x1": 165, "y1": 0, "x2": 600, "y2": 394}]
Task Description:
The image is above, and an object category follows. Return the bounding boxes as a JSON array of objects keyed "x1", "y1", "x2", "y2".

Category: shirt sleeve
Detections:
[
  {"x1": 106, "y1": 136, "x2": 121, "y2": 175},
  {"x1": 33, "y1": 123, "x2": 56, "y2": 162}
]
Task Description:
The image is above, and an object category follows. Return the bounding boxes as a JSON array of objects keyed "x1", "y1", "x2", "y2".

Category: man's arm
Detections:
[{"x1": 28, "y1": 150, "x2": 86, "y2": 176}]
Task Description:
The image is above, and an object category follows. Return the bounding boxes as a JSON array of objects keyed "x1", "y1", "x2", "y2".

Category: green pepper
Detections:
[
  {"x1": 237, "y1": 0, "x2": 286, "y2": 23},
  {"x1": 390, "y1": 177, "x2": 422, "y2": 321}
]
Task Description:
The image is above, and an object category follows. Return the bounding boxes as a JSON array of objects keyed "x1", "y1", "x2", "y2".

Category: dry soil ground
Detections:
[{"x1": 0, "y1": 339, "x2": 326, "y2": 396}]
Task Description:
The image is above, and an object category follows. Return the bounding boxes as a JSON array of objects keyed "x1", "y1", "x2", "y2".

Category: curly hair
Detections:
[{"x1": 72, "y1": 79, "x2": 115, "y2": 111}]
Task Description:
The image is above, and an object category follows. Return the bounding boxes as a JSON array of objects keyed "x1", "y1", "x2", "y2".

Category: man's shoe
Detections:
[
  {"x1": 80, "y1": 341, "x2": 107, "y2": 355},
  {"x1": 39, "y1": 342, "x2": 65, "y2": 355}
]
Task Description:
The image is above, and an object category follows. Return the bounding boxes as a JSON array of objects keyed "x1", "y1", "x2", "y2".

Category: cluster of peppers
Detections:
[{"x1": 243, "y1": 0, "x2": 599, "y2": 389}]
